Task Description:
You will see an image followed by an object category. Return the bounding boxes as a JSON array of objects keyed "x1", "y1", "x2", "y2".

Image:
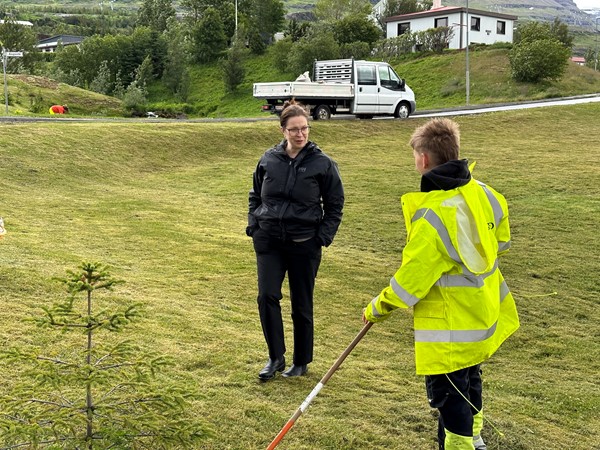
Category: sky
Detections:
[{"x1": 573, "y1": 0, "x2": 599, "y2": 9}]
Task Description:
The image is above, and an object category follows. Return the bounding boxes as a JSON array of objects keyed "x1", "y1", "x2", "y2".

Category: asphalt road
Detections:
[
  {"x1": 0, "y1": 93, "x2": 598, "y2": 123},
  {"x1": 411, "y1": 93, "x2": 600, "y2": 118}
]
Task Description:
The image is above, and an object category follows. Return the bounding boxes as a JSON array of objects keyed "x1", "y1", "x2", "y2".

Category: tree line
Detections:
[{"x1": 0, "y1": 0, "x2": 589, "y2": 115}]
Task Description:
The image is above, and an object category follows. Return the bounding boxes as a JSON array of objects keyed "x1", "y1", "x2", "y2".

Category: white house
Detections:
[
  {"x1": 36, "y1": 35, "x2": 85, "y2": 53},
  {"x1": 372, "y1": 0, "x2": 386, "y2": 18},
  {"x1": 0, "y1": 19, "x2": 33, "y2": 27},
  {"x1": 384, "y1": 2, "x2": 517, "y2": 50}
]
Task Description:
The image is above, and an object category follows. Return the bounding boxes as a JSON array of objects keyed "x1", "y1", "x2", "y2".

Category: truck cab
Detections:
[
  {"x1": 254, "y1": 58, "x2": 416, "y2": 120},
  {"x1": 350, "y1": 60, "x2": 414, "y2": 119}
]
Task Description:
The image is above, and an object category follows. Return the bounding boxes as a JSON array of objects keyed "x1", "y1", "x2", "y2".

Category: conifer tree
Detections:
[{"x1": 0, "y1": 262, "x2": 208, "y2": 449}]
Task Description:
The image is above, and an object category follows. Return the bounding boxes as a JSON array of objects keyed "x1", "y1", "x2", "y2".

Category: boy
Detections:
[{"x1": 363, "y1": 118, "x2": 519, "y2": 450}]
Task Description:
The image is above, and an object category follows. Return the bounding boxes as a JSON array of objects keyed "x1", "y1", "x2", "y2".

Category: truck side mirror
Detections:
[{"x1": 400, "y1": 79, "x2": 406, "y2": 91}]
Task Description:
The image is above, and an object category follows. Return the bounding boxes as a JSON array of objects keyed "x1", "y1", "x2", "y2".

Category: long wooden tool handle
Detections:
[{"x1": 266, "y1": 322, "x2": 373, "y2": 450}]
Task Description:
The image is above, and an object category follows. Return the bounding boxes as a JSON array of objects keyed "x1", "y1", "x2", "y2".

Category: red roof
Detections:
[
  {"x1": 384, "y1": 6, "x2": 517, "y2": 23},
  {"x1": 387, "y1": 6, "x2": 460, "y2": 20}
]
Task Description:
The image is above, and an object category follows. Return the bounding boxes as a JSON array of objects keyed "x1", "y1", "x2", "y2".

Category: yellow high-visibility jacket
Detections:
[{"x1": 365, "y1": 177, "x2": 520, "y2": 375}]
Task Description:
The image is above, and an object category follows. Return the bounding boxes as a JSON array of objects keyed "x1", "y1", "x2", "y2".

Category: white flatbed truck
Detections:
[{"x1": 253, "y1": 59, "x2": 416, "y2": 120}]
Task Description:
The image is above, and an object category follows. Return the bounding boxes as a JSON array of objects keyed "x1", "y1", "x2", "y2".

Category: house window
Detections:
[
  {"x1": 398, "y1": 22, "x2": 410, "y2": 35},
  {"x1": 471, "y1": 17, "x2": 480, "y2": 31},
  {"x1": 357, "y1": 66, "x2": 377, "y2": 86},
  {"x1": 497, "y1": 20, "x2": 506, "y2": 35},
  {"x1": 435, "y1": 17, "x2": 448, "y2": 28}
]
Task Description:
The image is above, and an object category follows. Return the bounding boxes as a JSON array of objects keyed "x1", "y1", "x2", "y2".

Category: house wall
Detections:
[
  {"x1": 386, "y1": 11, "x2": 514, "y2": 49},
  {"x1": 373, "y1": 0, "x2": 385, "y2": 17}
]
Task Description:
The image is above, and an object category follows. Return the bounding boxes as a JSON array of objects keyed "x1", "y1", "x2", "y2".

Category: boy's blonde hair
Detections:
[{"x1": 409, "y1": 118, "x2": 460, "y2": 166}]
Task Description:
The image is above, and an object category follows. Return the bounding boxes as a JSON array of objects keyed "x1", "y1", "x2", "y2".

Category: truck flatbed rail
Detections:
[{"x1": 253, "y1": 82, "x2": 354, "y2": 100}]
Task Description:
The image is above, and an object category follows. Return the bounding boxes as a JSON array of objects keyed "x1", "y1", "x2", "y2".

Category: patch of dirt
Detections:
[{"x1": 12, "y1": 75, "x2": 61, "y2": 89}]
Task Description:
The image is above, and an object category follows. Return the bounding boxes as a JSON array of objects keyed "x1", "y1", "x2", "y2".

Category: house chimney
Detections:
[{"x1": 432, "y1": 0, "x2": 442, "y2": 9}]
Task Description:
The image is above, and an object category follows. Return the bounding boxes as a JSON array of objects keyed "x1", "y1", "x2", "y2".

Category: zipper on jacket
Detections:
[{"x1": 277, "y1": 159, "x2": 295, "y2": 240}]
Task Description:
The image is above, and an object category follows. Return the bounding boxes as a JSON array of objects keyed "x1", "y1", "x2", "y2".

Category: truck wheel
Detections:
[
  {"x1": 313, "y1": 105, "x2": 331, "y2": 120},
  {"x1": 394, "y1": 102, "x2": 410, "y2": 119}
]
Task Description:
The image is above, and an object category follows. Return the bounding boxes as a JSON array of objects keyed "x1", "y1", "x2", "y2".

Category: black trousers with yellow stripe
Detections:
[{"x1": 425, "y1": 364, "x2": 483, "y2": 449}]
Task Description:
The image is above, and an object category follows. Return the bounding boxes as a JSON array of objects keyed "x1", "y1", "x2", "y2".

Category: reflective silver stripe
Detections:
[
  {"x1": 415, "y1": 321, "x2": 497, "y2": 343},
  {"x1": 477, "y1": 182, "x2": 503, "y2": 228},
  {"x1": 411, "y1": 208, "x2": 427, "y2": 221},
  {"x1": 370, "y1": 298, "x2": 381, "y2": 318},
  {"x1": 500, "y1": 280, "x2": 510, "y2": 302},
  {"x1": 498, "y1": 241, "x2": 511, "y2": 252},
  {"x1": 413, "y1": 208, "x2": 461, "y2": 264},
  {"x1": 435, "y1": 261, "x2": 498, "y2": 288},
  {"x1": 391, "y1": 277, "x2": 420, "y2": 306}
]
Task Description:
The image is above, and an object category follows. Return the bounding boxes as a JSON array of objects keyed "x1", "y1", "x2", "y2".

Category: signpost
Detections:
[
  {"x1": 2, "y1": 49, "x2": 24, "y2": 115},
  {"x1": 465, "y1": 0, "x2": 470, "y2": 106}
]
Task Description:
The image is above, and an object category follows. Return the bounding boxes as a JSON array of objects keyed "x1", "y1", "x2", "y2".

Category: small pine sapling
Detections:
[{"x1": 0, "y1": 262, "x2": 209, "y2": 449}]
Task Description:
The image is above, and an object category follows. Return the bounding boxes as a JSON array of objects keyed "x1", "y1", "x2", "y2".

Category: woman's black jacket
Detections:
[{"x1": 247, "y1": 140, "x2": 344, "y2": 247}]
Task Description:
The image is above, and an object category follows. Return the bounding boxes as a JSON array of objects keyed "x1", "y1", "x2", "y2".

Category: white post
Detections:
[
  {"x1": 3, "y1": 49, "x2": 7, "y2": 115},
  {"x1": 595, "y1": 17, "x2": 599, "y2": 72},
  {"x1": 235, "y1": 0, "x2": 238, "y2": 38},
  {"x1": 465, "y1": 0, "x2": 470, "y2": 106}
]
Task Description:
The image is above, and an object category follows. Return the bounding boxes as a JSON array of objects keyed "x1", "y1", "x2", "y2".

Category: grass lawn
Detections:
[{"x1": 0, "y1": 103, "x2": 599, "y2": 449}]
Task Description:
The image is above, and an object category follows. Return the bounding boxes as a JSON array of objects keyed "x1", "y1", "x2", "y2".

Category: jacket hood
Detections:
[
  {"x1": 442, "y1": 179, "x2": 499, "y2": 274},
  {"x1": 421, "y1": 159, "x2": 470, "y2": 192},
  {"x1": 403, "y1": 163, "x2": 499, "y2": 275}
]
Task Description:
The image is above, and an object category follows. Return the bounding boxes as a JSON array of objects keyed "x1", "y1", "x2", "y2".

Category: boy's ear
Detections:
[{"x1": 422, "y1": 152, "x2": 430, "y2": 170}]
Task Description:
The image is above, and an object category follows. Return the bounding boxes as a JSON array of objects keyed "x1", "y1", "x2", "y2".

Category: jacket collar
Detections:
[
  {"x1": 274, "y1": 140, "x2": 319, "y2": 158},
  {"x1": 421, "y1": 159, "x2": 471, "y2": 192}
]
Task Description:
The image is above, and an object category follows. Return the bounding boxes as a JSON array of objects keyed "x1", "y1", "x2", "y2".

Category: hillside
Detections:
[
  {"x1": 6, "y1": 46, "x2": 600, "y2": 118},
  {"x1": 438, "y1": 0, "x2": 595, "y2": 28},
  {"x1": 284, "y1": 0, "x2": 596, "y2": 26},
  {"x1": 148, "y1": 46, "x2": 600, "y2": 118},
  {"x1": 6, "y1": 74, "x2": 123, "y2": 117},
  {"x1": 0, "y1": 0, "x2": 594, "y2": 25}
]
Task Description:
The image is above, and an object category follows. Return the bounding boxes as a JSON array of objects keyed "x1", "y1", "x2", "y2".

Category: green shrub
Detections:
[
  {"x1": 221, "y1": 40, "x2": 246, "y2": 93},
  {"x1": 509, "y1": 39, "x2": 570, "y2": 82},
  {"x1": 340, "y1": 41, "x2": 372, "y2": 60},
  {"x1": 122, "y1": 80, "x2": 148, "y2": 115},
  {"x1": 287, "y1": 31, "x2": 340, "y2": 76},
  {"x1": 28, "y1": 90, "x2": 46, "y2": 113},
  {"x1": 270, "y1": 36, "x2": 294, "y2": 73},
  {"x1": 415, "y1": 26, "x2": 454, "y2": 53},
  {"x1": 373, "y1": 34, "x2": 418, "y2": 59}
]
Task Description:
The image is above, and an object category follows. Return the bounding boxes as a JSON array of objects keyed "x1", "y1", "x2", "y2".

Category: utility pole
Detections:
[
  {"x1": 595, "y1": 17, "x2": 599, "y2": 72},
  {"x1": 465, "y1": 0, "x2": 470, "y2": 106},
  {"x1": 235, "y1": 0, "x2": 238, "y2": 38},
  {"x1": 2, "y1": 49, "x2": 7, "y2": 115}
]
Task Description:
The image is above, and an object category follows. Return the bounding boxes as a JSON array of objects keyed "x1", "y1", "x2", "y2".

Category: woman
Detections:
[{"x1": 247, "y1": 100, "x2": 344, "y2": 381}]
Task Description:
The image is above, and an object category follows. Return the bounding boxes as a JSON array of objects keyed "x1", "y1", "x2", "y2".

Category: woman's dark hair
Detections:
[{"x1": 280, "y1": 99, "x2": 309, "y2": 128}]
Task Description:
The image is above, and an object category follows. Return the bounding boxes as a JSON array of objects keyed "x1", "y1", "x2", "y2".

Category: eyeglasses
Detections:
[{"x1": 285, "y1": 126, "x2": 311, "y2": 135}]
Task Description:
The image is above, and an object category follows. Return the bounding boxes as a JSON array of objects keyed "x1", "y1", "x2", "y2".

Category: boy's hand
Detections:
[{"x1": 362, "y1": 309, "x2": 369, "y2": 324}]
